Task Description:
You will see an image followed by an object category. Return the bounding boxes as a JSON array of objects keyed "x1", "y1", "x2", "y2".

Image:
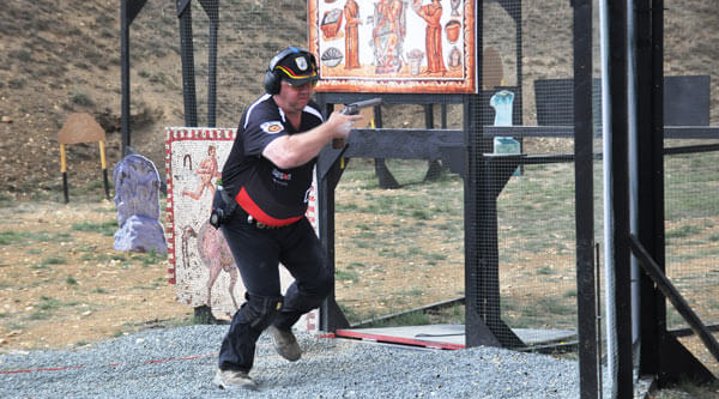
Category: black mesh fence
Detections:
[
  {"x1": 469, "y1": 0, "x2": 581, "y2": 347},
  {"x1": 662, "y1": 0, "x2": 719, "y2": 375}
]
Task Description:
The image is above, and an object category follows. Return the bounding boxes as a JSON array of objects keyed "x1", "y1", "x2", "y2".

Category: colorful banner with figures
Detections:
[
  {"x1": 309, "y1": 0, "x2": 476, "y2": 93},
  {"x1": 165, "y1": 127, "x2": 319, "y2": 332}
]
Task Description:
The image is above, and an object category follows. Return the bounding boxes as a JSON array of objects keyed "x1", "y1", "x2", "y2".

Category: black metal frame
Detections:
[
  {"x1": 120, "y1": 0, "x2": 148, "y2": 155},
  {"x1": 607, "y1": 2, "x2": 635, "y2": 397},
  {"x1": 572, "y1": 1, "x2": 599, "y2": 397},
  {"x1": 313, "y1": 0, "x2": 530, "y2": 351},
  {"x1": 121, "y1": 0, "x2": 218, "y2": 151},
  {"x1": 314, "y1": 93, "x2": 467, "y2": 333},
  {"x1": 176, "y1": 0, "x2": 219, "y2": 128},
  {"x1": 633, "y1": 0, "x2": 718, "y2": 390}
]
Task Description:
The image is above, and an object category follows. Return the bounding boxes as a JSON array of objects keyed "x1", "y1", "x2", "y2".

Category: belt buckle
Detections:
[{"x1": 247, "y1": 215, "x2": 278, "y2": 229}]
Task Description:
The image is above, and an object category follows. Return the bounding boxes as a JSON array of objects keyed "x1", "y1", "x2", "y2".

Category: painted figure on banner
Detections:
[
  {"x1": 411, "y1": 0, "x2": 447, "y2": 74},
  {"x1": 372, "y1": 0, "x2": 406, "y2": 74},
  {"x1": 182, "y1": 144, "x2": 221, "y2": 201},
  {"x1": 344, "y1": 0, "x2": 361, "y2": 69},
  {"x1": 181, "y1": 222, "x2": 240, "y2": 312}
]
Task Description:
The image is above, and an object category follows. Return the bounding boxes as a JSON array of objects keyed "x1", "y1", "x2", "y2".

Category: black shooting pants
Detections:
[{"x1": 217, "y1": 209, "x2": 332, "y2": 372}]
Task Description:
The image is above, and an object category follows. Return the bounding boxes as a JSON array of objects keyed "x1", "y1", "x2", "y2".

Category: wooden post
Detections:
[{"x1": 60, "y1": 143, "x2": 69, "y2": 203}]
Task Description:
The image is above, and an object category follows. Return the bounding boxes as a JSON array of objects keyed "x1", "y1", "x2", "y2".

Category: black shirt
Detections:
[{"x1": 222, "y1": 94, "x2": 324, "y2": 226}]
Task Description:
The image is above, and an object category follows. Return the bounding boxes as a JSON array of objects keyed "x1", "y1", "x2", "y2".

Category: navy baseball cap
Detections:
[{"x1": 274, "y1": 51, "x2": 319, "y2": 86}]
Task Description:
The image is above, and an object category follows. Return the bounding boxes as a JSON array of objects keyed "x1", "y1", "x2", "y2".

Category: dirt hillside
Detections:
[
  {"x1": 1, "y1": 1, "x2": 716, "y2": 201},
  {"x1": 0, "y1": 0, "x2": 308, "y2": 200}
]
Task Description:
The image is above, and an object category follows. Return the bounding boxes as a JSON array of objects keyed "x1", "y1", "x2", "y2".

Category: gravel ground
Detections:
[{"x1": 1, "y1": 325, "x2": 581, "y2": 398}]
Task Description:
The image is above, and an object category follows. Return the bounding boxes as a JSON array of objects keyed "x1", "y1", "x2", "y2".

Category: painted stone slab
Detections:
[{"x1": 165, "y1": 127, "x2": 319, "y2": 331}]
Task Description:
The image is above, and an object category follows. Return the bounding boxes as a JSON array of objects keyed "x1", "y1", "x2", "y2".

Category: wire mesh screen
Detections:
[
  {"x1": 334, "y1": 156, "x2": 466, "y2": 325},
  {"x1": 190, "y1": 0, "x2": 309, "y2": 128},
  {"x1": 662, "y1": 0, "x2": 719, "y2": 375},
  {"x1": 478, "y1": 1, "x2": 580, "y2": 344}
]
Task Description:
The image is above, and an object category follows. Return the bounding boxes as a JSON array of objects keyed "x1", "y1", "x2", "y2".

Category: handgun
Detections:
[{"x1": 333, "y1": 98, "x2": 382, "y2": 149}]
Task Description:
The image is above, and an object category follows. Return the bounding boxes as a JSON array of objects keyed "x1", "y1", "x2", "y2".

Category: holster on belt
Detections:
[{"x1": 209, "y1": 186, "x2": 237, "y2": 229}]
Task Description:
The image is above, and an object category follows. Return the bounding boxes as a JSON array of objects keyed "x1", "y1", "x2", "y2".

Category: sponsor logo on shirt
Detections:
[
  {"x1": 272, "y1": 168, "x2": 292, "y2": 186},
  {"x1": 260, "y1": 121, "x2": 285, "y2": 134}
]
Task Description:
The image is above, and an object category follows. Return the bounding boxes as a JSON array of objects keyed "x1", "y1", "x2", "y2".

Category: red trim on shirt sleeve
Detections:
[{"x1": 235, "y1": 187, "x2": 303, "y2": 227}]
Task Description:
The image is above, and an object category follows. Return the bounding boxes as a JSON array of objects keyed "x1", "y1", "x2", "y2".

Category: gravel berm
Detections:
[{"x1": 1, "y1": 325, "x2": 581, "y2": 398}]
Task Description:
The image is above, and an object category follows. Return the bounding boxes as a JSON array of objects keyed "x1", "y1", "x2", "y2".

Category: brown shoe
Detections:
[
  {"x1": 267, "y1": 325, "x2": 302, "y2": 361},
  {"x1": 213, "y1": 368, "x2": 257, "y2": 391}
]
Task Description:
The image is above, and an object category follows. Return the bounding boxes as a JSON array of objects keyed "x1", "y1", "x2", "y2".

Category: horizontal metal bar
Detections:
[
  {"x1": 341, "y1": 127, "x2": 719, "y2": 160},
  {"x1": 664, "y1": 143, "x2": 719, "y2": 155},
  {"x1": 344, "y1": 129, "x2": 462, "y2": 159},
  {"x1": 664, "y1": 126, "x2": 719, "y2": 139},
  {"x1": 349, "y1": 126, "x2": 719, "y2": 139},
  {"x1": 316, "y1": 93, "x2": 466, "y2": 105}
]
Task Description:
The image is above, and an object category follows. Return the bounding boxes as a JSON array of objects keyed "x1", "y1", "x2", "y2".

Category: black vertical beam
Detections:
[
  {"x1": 634, "y1": 0, "x2": 713, "y2": 386},
  {"x1": 465, "y1": 94, "x2": 499, "y2": 347},
  {"x1": 120, "y1": 0, "x2": 148, "y2": 156},
  {"x1": 464, "y1": 0, "x2": 486, "y2": 347},
  {"x1": 177, "y1": 0, "x2": 198, "y2": 127},
  {"x1": 608, "y1": 0, "x2": 633, "y2": 397},
  {"x1": 573, "y1": 0, "x2": 599, "y2": 397},
  {"x1": 317, "y1": 157, "x2": 351, "y2": 331},
  {"x1": 424, "y1": 104, "x2": 434, "y2": 127},
  {"x1": 372, "y1": 106, "x2": 400, "y2": 189},
  {"x1": 424, "y1": 104, "x2": 444, "y2": 181},
  {"x1": 440, "y1": 103, "x2": 448, "y2": 128},
  {"x1": 198, "y1": 0, "x2": 218, "y2": 127},
  {"x1": 316, "y1": 100, "x2": 351, "y2": 332},
  {"x1": 635, "y1": 0, "x2": 662, "y2": 378},
  {"x1": 515, "y1": 3, "x2": 524, "y2": 168},
  {"x1": 120, "y1": 0, "x2": 130, "y2": 155},
  {"x1": 62, "y1": 172, "x2": 69, "y2": 203},
  {"x1": 465, "y1": 0, "x2": 520, "y2": 348},
  {"x1": 513, "y1": 2, "x2": 523, "y2": 126}
]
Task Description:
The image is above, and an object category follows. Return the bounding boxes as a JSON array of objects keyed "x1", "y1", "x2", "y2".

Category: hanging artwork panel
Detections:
[{"x1": 309, "y1": 0, "x2": 476, "y2": 94}]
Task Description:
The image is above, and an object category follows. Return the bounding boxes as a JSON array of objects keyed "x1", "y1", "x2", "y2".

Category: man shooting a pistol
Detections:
[{"x1": 211, "y1": 47, "x2": 362, "y2": 391}]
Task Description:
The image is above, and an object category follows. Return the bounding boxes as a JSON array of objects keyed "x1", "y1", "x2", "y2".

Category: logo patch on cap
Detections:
[
  {"x1": 260, "y1": 121, "x2": 285, "y2": 134},
  {"x1": 295, "y1": 56, "x2": 309, "y2": 72}
]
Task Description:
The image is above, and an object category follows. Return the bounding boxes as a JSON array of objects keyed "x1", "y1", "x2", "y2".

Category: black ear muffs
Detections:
[
  {"x1": 263, "y1": 47, "x2": 317, "y2": 95},
  {"x1": 263, "y1": 69, "x2": 281, "y2": 95}
]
